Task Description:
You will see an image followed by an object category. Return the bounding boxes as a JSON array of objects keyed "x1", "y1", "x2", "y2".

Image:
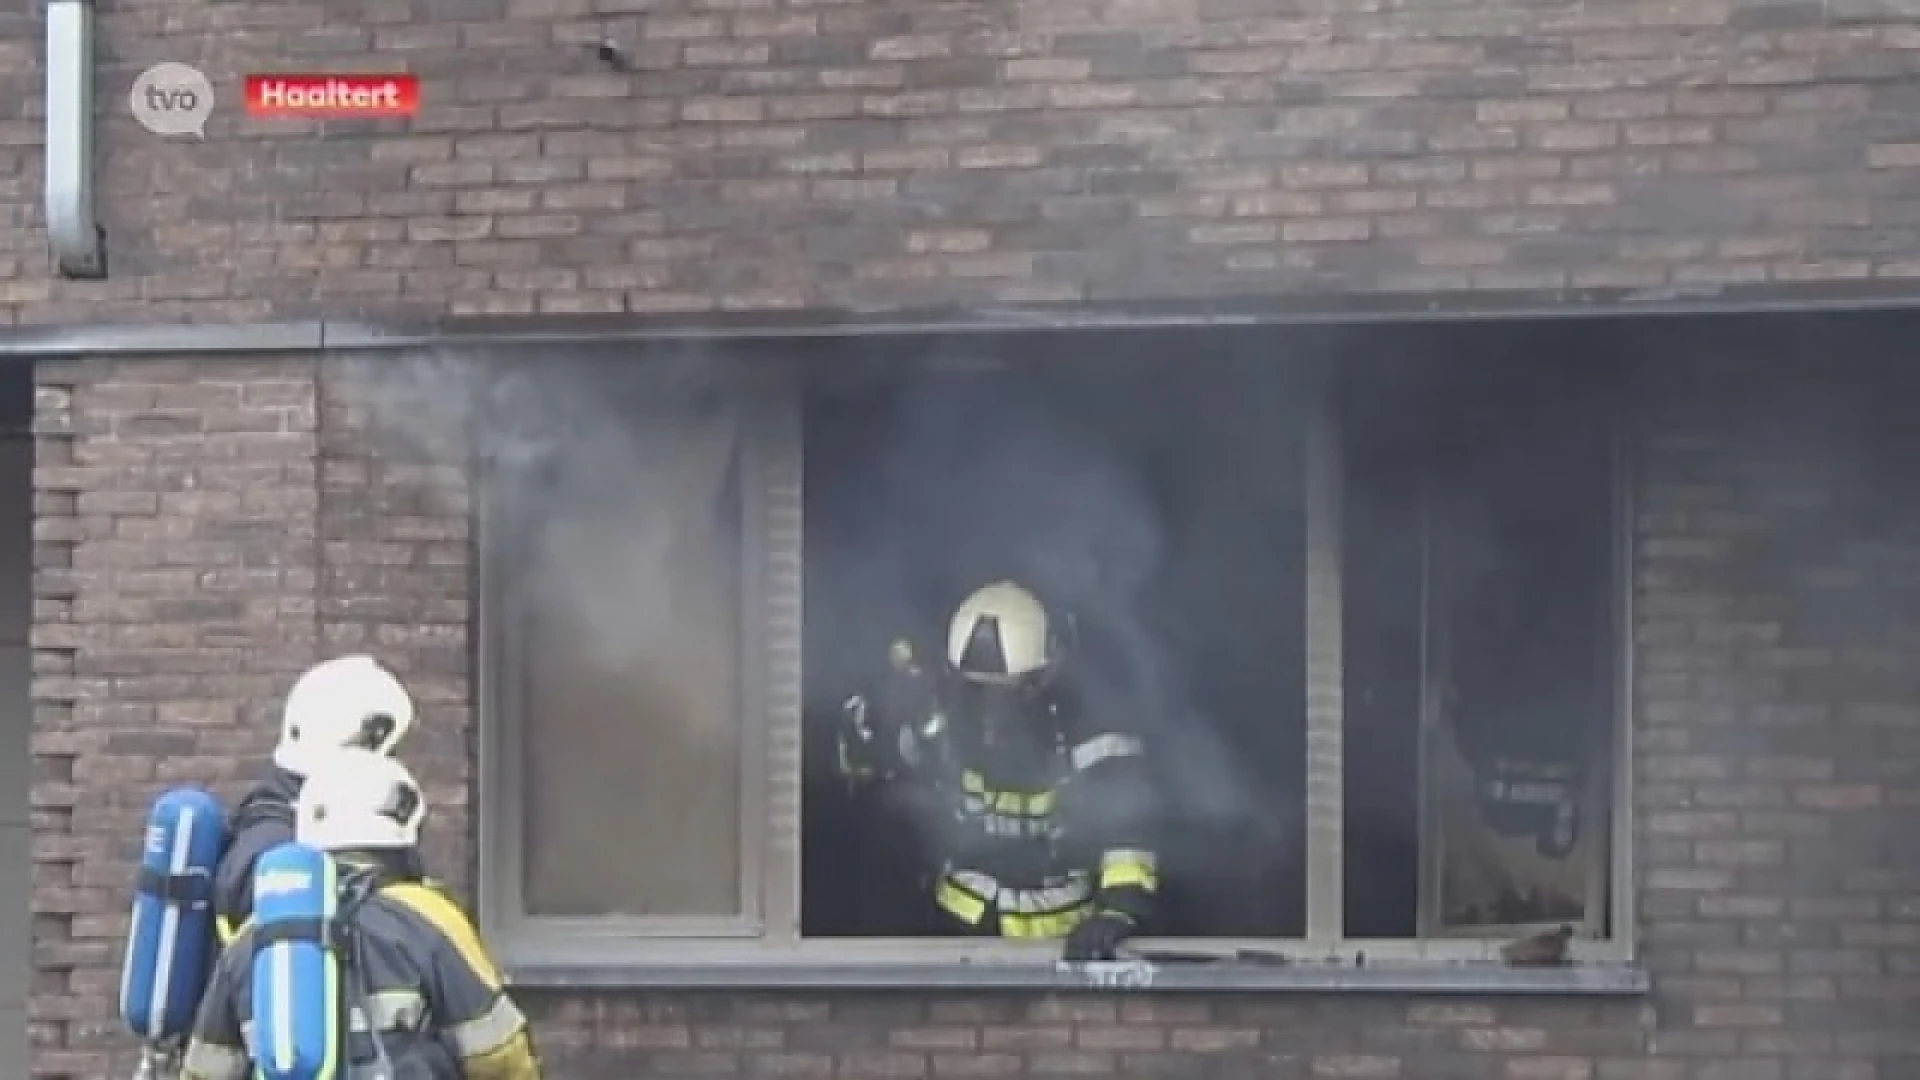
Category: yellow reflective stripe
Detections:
[
  {"x1": 987, "y1": 790, "x2": 1054, "y2": 815},
  {"x1": 939, "y1": 870, "x2": 1096, "y2": 938},
  {"x1": 1000, "y1": 906, "x2": 1090, "y2": 939},
  {"x1": 1099, "y1": 863, "x2": 1157, "y2": 891},
  {"x1": 939, "y1": 880, "x2": 1090, "y2": 938},
  {"x1": 946, "y1": 870, "x2": 1092, "y2": 910},
  {"x1": 216, "y1": 916, "x2": 237, "y2": 945},
  {"x1": 1099, "y1": 849, "x2": 1159, "y2": 892},
  {"x1": 963, "y1": 772, "x2": 1057, "y2": 817},
  {"x1": 936, "y1": 879, "x2": 989, "y2": 924},
  {"x1": 383, "y1": 882, "x2": 504, "y2": 991},
  {"x1": 445, "y1": 994, "x2": 531, "y2": 1060},
  {"x1": 385, "y1": 882, "x2": 529, "y2": 1060},
  {"x1": 463, "y1": 1030, "x2": 541, "y2": 1080}
]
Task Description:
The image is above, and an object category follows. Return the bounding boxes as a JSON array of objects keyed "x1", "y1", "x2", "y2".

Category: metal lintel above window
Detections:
[{"x1": 12, "y1": 289, "x2": 1920, "y2": 357}]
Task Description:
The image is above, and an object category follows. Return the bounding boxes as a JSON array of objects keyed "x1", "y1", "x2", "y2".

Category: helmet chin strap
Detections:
[{"x1": 332, "y1": 846, "x2": 426, "y2": 884}]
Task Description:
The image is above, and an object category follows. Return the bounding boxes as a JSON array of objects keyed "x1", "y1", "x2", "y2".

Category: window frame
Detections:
[
  {"x1": 475, "y1": 378, "x2": 802, "y2": 960},
  {"x1": 475, "y1": 358, "x2": 1639, "y2": 981},
  {"x1": 1406, "y1": 424, "x2": 1636, "y2": 957}
]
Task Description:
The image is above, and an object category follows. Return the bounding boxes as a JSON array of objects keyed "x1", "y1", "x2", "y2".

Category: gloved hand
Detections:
[
  {"x1": 837, "y1": 695, "x2": 883, "y2": 781},
  {"x1": 1061, "y1": 911, "x2": 1136, "y2": 963}
]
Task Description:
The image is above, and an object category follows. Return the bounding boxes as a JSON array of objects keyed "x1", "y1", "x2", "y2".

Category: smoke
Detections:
[
  {"x1": 327, "y1": 319, "x2": 1920, "y2": 944},
  {"x1": 839, "y1": 363, "x2": 1182, "y2": 742},
  {"x1": 862, "y1": 365, "x2": 1167, "y2": 653},
  {"x1": 335, "y1": 348, "x2": 766, "y2": 914},
  {"x1": 801, "y1": 340, "x2": 1305, "y2": 933},
  {"x1": 335, "y1": 348, "x2": 743, "y2": 689},
  {"x1": 343, "y1": 341, "x2": 1305, "y2": 930}
]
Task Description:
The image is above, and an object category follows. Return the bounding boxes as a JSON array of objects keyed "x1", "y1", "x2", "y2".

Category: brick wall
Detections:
[
  {"x1": 1617, "y1": 358, "x2": 1919, "y2": 1080},
  {"x1": 29, "y1": 351, "x2": 1920, "y2": 1079},
  {"x1": 30, "y1": 357, "x2": 322, "y2": 1076},
  {"x1": 27, "y1": 355, "x2": 479, "y2": 1075},
  {"x1": 6, "y1": 2, "x2": 1920, "y2": 319}
]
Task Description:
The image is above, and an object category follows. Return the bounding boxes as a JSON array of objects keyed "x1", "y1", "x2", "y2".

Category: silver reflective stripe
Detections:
[
  {"x1": 445, "y1": 994, "x2": 529, "y2": 1059},
  {"x1": 181, "y1": 1039, "x2": 250, "y2": 1080},
  {"x1": 238, "y1": 989, "x2": 432, "y2": 1048},
  {"x1": 946, "y1": 869, "x2": 1092, "y2": 913},
  {"x1": 1003, "y1": 879, "x2": 1092, "y2": 913},
  {"x1": 1101, "y1": 849, "x2": 1158, "y2": 872},
  {"x1": 1069, "y1": 734, "x2": 1143, "y2": 771},
  {"x1": 964, "y1": 806, "x2": 1057, "y2": 839},
  {"x1": 948, "y1": 869, "x2": 1001, "y2": 900},
  {"x1": 349, "y1": 990, "x2": 428, "y2": 1032}
]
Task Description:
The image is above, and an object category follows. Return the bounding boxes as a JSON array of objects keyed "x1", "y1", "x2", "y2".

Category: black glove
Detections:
[{"x1": 1062, "y1": 911, "x2": 1135, "y2": 963}]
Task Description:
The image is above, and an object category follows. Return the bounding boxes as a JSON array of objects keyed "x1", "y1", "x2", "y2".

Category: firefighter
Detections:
[
  {"x1": 838, "y1": 580, "x2": 1160, "y2": 962},
  {"x1": 181, "y1": 749, "x2": 542, "y2": 1080},
  {"x1": 211, "y1": 654, "x2": 417, "y2": 937}
]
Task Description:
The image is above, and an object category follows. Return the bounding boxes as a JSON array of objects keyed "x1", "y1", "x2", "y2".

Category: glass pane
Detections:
[
  {"x1": 1424, "y1": 373, "x2": 1614, "y2": 934},
  {"x1": 515, "y1": 399, "x2": 746, "y2": 919},
  {"x1": 1342, "y1": 348, "x2": 1619, "y2": 938}
]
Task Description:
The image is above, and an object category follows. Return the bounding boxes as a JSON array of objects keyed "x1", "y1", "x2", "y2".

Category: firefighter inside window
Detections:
[{"x1": 835, "y1": 580, "x2": 1161, "y2": 962}]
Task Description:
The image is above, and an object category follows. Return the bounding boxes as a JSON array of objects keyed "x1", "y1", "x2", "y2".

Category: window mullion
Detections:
[
  {"x1": 1415, "y1": 476, "x2": 1445, "y2": 937},
  {"x1": 476, "y1": 472, "x2": 530, "y2": 940},
  {"x1": 1302, "y1": 384, "x2": 1345, "y2": 946},
  {"x1": 753, "y1": 385, "x2": 805, "y2": 944}
]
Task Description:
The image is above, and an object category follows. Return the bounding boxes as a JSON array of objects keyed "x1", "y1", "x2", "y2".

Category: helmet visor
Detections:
[{"x1": 949, "y1": 674, "x2": 1046, "y2": 730}]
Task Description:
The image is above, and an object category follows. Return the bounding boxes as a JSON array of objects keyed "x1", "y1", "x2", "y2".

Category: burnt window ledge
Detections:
[{"x1": 501, "y1": 957, "x2": 1649, "y2": 995}]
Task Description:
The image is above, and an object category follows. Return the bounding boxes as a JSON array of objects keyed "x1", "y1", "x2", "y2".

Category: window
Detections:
[
  {"x1": 477, "y1": 355, "x2": 800, "y2": 955},
  {"x1": 1341, "y1": 344, "x2": 1624, "y2": 946},
  {"x1": 477, "y1": 327, "x2": 1630, "y2": 977}
]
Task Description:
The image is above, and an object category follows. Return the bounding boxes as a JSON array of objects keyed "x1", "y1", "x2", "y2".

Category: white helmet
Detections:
[
  {"x1": 946, "y1": 581, "x2": 1056, "y2": 683},
  {"x1": 274, "y1": 655, "x2": 415, "y2": 777},
  {"x1": 295, "y1": 748, "x2": 427, "y2": 852}
]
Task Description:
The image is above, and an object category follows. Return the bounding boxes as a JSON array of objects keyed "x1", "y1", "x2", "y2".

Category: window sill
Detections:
[{"x1": 502, "y1": 957, "x2": 1649, "y2": 995}]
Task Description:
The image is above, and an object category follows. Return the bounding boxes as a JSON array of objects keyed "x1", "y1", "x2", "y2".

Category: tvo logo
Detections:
[{"x1": 130, "y1": 62, "x2": 214, "y2": 138}]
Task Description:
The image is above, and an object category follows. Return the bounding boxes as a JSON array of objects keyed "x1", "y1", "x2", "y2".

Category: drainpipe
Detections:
[{"x1": 44, "y1": 0, "x2": 106, "y2": 279}]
